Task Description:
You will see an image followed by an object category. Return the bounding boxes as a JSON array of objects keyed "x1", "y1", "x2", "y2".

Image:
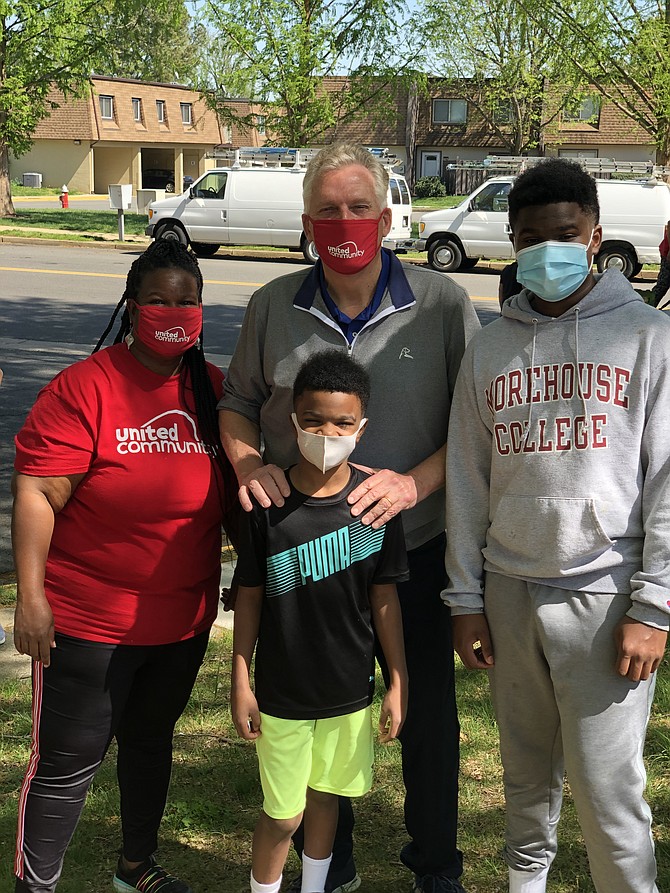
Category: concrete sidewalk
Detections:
[{"x1": 0, "y1": 562, "x2": 234, "y2": 681}]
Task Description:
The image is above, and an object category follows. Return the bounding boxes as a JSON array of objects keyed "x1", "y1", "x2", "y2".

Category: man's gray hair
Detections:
[{"x1": 303, "y1": 143, "x2": 389, "y2": 212}]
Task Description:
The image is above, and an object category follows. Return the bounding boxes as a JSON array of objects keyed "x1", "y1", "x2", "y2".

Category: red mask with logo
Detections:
[
  {"x1": 129, "y1": 303, "x2": 203, "y2": 358},
  {"x1": 308, "y1": 214, "x2": 384, "y2": 275}
]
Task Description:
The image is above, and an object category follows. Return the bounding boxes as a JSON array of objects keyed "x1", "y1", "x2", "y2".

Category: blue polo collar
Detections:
[{"x1": 293, "y1": 249, "x2": 416, "y2": 316}]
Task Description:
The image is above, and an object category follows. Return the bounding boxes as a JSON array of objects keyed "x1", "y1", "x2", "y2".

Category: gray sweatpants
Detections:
[{"x1": 484, "y1": 573, "x2": 658, "y2": 893}]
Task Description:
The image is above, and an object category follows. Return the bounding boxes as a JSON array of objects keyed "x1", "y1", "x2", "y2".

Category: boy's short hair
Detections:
[
  {"x1": 508, "y1": 159, "x2": 600, "y2": 228},
  {"x1": 293, "y1": 351, "x2": 371, "y2": 414}
]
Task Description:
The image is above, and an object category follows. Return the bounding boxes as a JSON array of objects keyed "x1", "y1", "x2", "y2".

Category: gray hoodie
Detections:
[{"x1": 444, "y1": 270, "x2": 670, "y2": 630}]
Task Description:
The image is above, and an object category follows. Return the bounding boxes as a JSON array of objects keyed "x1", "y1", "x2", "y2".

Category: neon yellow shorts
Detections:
[{"x1": 255, "y1": 706, "x2": 374, "y2": 819}]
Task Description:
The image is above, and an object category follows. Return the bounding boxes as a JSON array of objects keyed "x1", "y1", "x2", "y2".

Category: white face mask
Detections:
[{"x1": 291, "y1": 413, "x2": 367, "y2": 473}]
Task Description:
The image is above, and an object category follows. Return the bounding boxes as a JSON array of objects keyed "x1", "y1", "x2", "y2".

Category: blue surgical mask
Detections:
[{"x1": 516, "y1": 232, "x2": 594, "y2": 303}]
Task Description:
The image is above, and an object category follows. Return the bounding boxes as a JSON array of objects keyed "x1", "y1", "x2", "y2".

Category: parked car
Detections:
[
  {"x1": 142, "y1": 169, "x2": 177, "y2": 192},
  {"x1": 145, "y1": 165, "x2": 413, "y2": 261},
  {"x1": 414, "y1": 176, "x2": 670, "y2": 279}
]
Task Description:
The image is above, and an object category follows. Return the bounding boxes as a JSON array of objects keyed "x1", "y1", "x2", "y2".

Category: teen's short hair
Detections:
[
  {"x1": 293, "y1": 350, "x2": 371, "y2": 414},
  {"x1": 508, "y1": 159, "x2": 600, "y2": 228}
]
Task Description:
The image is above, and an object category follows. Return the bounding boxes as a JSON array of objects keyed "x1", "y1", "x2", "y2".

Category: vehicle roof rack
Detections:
[
  {"x1": 209, "y1": 146, "x2": 403, "y2": 170},
  {"x1": 452, "y1": 155, "x2": 670, "y2": 179}
]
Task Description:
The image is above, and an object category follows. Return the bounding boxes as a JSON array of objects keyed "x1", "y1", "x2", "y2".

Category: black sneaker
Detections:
[
  {"x1": 413, "y1": 875, "x2": 468, "y2": 893},
  {"x1": 284, "y1": 870, "x2": 361, "y2": 893},
  {"x1": 113, "y1": 855, "x2": 192, "y2": 892}
]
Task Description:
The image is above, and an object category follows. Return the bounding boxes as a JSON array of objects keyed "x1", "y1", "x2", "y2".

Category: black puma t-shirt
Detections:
[{"x1": 236, "y1": 466, "x2": 409, "y2": 719}]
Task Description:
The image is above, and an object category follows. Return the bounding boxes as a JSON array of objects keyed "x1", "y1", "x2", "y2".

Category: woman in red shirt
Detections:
[{"x1": 12, "y1": 241, "x2": 236, "y2": 893}]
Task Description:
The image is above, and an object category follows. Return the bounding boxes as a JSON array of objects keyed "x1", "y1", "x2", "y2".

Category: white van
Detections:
[
  {"x1": 145, "y1": 166, "x2": 413, "y2": 261},
  {"x1": 414, "y1": 176, "x2": 670, "y2": 279}
]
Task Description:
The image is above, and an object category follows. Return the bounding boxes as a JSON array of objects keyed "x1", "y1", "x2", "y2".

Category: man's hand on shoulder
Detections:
[
  {"x1": 347, "y1": 468, "x2": 418, "y2": 528},
  {"x1": 238, "y1": 464, "x2": 291, "y2": 512},
  {"x1": 452, "y1": 613, "x2": 494, "y2": 670},
  {"x1": 614, "y1": 616, "x2": 667, "y2": 682}
]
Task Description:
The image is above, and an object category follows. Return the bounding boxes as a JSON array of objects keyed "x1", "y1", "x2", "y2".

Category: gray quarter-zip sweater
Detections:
[
  {"x1": 220, "y1": 251, "x2": 480, "y2": 550},
  {"x1": 443, "y1": 269, "x2": 670, "y2": 630}
]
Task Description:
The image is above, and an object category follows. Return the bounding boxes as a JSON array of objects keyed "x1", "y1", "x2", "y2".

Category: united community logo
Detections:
[
  {"x1": 115, "y1": 410, "x2": 210, "y2": 455},
  {"x1": 328, "y1": 240, "x2": 365, "y2": 260},
  {"x1": 153, "y1": 326, "x2": 189, "y2": 343}
]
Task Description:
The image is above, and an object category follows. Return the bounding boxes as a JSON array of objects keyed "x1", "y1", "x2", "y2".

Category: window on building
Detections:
[
  {"x1": 99, "y1": 95, "x2": 114, "y2": 120},
  {"x1": 256, "y1": 114, "x2": 266, "y2": 135},
  {"x1": 156, "y1": 100, "x2": 166, "y2": 123},
  {"x1": 491, "y1": 100, "x2": 513, "y2": 124},
  {"x1": 180, "y1": 102, "x2": 193, "y2": 125},
  {"x1": 562, "y1": 96, "x2": 601, "y2": 124},
  {"x1": 132, "y1": 98, "x2": 142, "y2": 123},
  {"x1": 222, "y1": 123, "x2": 233, "y2": 143},
  {"x1": 433, "y1": 99, "x2": 467, "y2": 125}
]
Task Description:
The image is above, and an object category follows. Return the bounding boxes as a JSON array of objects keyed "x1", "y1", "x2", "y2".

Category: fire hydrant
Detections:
[{"x1": 59, "y1": 185, "x2": 69, "y2": 209}]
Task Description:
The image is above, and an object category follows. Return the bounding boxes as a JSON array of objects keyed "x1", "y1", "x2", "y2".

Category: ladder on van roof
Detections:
[
  {"x1": 209, "y1": 146, "x2": 404, "y2": 170},
  {"x1": 459, "y1": 155, "x2": 670, "y2": 179}
]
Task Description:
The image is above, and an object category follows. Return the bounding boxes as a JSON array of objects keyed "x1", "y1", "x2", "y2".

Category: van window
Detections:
[
  {"x1": 470, "y1": 181, "x2": 511, "y2": 212},
  {"x1": 389, "y1": 179, "x2": 401, "y2": 204},
  {"x1": 194, "y1": 172, "x2": 228, "y2": 199},
  {"x1": 398, "y1": 179, "x2": 411, "y2": 204}
]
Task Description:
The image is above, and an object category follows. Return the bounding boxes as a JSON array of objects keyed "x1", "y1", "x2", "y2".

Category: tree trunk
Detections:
[{"x1": 0, "y1": 139, "x2": 16, "y2": 217}]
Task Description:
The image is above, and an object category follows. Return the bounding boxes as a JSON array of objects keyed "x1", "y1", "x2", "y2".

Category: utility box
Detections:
[
  {"x1": 137, "y1": 189, "x2": 162, "y2": 213},
  {"x1": 108, "y1": 184, "x2": 132, "y2": 210},
  {"x1": 22, "y1": 172, "x2": 43, "y2": 188}
]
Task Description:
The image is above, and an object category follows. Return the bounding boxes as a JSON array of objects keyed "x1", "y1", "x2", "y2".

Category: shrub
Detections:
[{"x1": 414, "y1": 176, "x2": 447, "y2": 198}]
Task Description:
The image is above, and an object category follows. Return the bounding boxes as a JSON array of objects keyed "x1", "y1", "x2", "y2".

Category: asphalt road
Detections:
[{"x1": 1, "y1": 242, "x2": 501, "y2": 574}]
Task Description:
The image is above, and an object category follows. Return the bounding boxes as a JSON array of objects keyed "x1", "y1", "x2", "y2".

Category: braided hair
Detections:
[{"x1": 94, "y1": 240, "x2": 239, "y2": 542}]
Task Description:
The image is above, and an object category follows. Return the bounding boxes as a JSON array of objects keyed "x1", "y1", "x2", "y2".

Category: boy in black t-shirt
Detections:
[{"x1": 232, "y1": 351, "x2": 408, "y2": 893}]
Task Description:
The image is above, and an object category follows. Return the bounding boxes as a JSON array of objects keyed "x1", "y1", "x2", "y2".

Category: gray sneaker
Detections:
[{"x1": 0, "y1": 624, "x2": 5, "y2": 646}]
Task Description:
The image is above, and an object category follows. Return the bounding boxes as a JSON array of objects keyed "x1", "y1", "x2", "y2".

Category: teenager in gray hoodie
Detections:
[{"x1": 443, "y1": 159, "x2": 669, "y2": 893}]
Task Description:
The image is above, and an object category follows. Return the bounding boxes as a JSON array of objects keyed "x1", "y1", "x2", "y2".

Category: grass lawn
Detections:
[
  {"x1": 11, "y1": 185, "x2": 70, "y2": 197},
  {"x1": 412, "y1": 195, "x2": 466, "y2": 211},
  {"x1": 0, "y1": 209, "x2": 148, "y2": 237},
  {"x1": 0, "y1": 595, "x2": 668, "y2": 893}
]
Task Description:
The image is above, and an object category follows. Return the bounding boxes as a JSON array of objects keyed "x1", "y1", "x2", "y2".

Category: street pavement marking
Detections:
[
  {"x1": 0, "y1": 266, "x2": 265, "y2": 287},
  {"x1": 0, "y1": 266, "x2": 499, "y2": 300}
]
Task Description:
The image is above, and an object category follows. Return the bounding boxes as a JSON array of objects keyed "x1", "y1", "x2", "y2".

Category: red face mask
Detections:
[
  {"x1": 308, "y1": 214, "x2": 384, "y2": 275},
  {"x1": 129, "y1": 303, "x2": 202, "y2": 358}
]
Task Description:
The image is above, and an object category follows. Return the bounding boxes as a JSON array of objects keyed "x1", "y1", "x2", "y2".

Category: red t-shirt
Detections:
[{"x1": 15, "y1": 343, "x2": 225, "y2": 645}]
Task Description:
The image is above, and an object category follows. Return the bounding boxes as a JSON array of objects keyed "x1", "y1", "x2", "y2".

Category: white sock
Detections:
[
  {"x1": 250, "y1": 870, "x2": 282, "y2": 893},
  {"x1": 301, "y1": 853, "x2": 333, "y2": 893},
  {"x1": 509, "y1": 866, "x2": 549, "y2": 893}
]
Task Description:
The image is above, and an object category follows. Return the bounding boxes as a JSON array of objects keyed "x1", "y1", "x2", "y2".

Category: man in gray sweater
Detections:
[{"x1": 219, "y1": 143, "x2": 480, "y2": 893}]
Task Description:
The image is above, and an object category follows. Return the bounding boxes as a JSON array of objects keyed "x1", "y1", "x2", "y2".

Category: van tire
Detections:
[
  {"x1": 428, "y1": 239, "x2": 462, "y2": 272},
  {"x1": 596, "y1": 243, "x2": 636, "y2": 279},
  {"x1": 459, "y1": 257, "x2": 478, "y2": 270},
  {"x1": 302, "y1": 237, "x2": 319, "y2": 264},
  {"x1": 155, "y1": 223, "x2": 188, "y2": 246},
  {"x1": 191, "y1": 243, "x2": 220, "y2": 258}
]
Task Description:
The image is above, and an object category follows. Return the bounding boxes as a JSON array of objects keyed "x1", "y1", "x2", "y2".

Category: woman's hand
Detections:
[{"x1": 14, "y1": 594, "x2": 55, "y2": 666}]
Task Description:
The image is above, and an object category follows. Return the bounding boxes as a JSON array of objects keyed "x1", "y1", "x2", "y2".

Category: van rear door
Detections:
[
  {"x1": 383, "y1": 176, "x2": 412, "y2": 249},
  {"x1": 185, "y1": 171, "x2": 230, "y2": 243}
]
